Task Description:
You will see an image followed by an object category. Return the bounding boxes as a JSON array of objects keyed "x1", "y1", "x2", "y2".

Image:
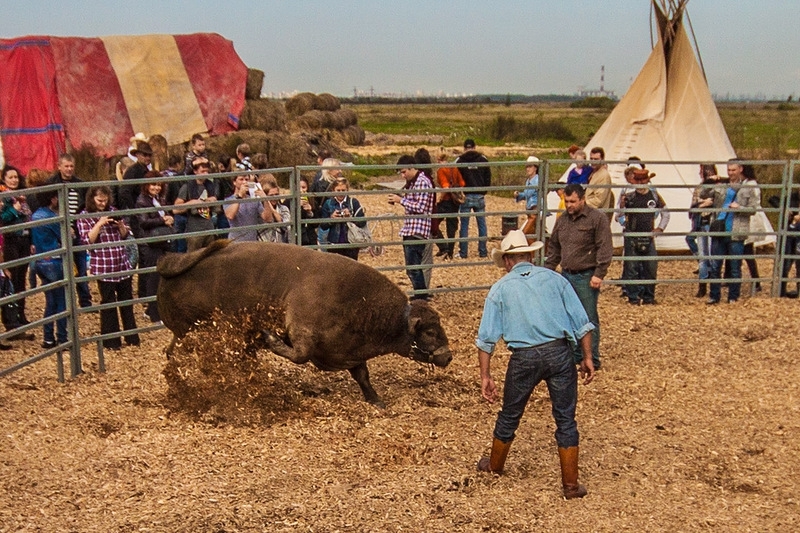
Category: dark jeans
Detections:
[
  {"x1": 624, "y1": 237, "x2": 658, "y2": 303},
  {"x1": 35, "y1": 259, "x2": 68, "y2": 344},
  {"x1": 436, "y1": 199, "x2": 459, "y2": 255},
  {"x1": 493, "y1": 340, "x2": 579, "y2": 448},
  {"x1": 74, "y1": 250, "x2": 92, "y2": 307},
  {"x1": 561, "y1": 269, "x2": 601, "y2": 368},
  {"x1": 172, "y1": 214, "x2": 188, "y2": 253},
  {"x1": 98, "y1": 278, "x2": 139, "y2": 349},
  {"x1": 3, "y1": 232, "x2": 31, "y2": 320},
  {"x1": 781, "y1": 235, "x2": 800, "y2": 294},
  {"x1": 458, "y1": 194, "x2": 488, "y2": 258},
  {"x1": 709, "y1": 237, "x2": 743, "y2": 302},
  {"x1": 403, "y1": 236, "x2": 428, "y2": 297},
  {"x1": 138, "y1": 245, "x2": 165, "y2": 321}
]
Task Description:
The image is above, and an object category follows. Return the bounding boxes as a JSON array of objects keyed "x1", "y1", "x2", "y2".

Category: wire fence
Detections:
[{"x1": 1, "y1": 159, "x2": 798, "y2": 381}]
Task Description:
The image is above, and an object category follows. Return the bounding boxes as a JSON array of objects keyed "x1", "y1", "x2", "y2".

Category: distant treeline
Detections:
[{"x1": 340, "y1": 94, "x2": 585, "y2": 105}]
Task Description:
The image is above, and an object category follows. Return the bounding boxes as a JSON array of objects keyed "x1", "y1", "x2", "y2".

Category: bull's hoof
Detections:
[{"x1": 367, "y1": 398, "x2": 387, "y2": 409}]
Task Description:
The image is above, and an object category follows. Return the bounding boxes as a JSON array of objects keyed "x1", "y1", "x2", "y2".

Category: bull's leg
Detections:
[
  {"x1": 261, "y1": 330, "x2": 311, "y2": 364},
  {"x1": 165, "y1": 334, "x2": 178, "y2": 359},
  {"x1": 348, "y1": 363, "x2": 385, "y2": 408}
]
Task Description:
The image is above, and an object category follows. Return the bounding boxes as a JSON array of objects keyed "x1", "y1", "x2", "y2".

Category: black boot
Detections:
[{"x1": 695, "y1": 283, "x2": 707, "y2": 298}]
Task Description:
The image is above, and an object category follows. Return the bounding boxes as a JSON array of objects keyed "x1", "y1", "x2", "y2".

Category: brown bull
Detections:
[{"x1": 157, "y1": 240, "x2": 452, "y2": 407}]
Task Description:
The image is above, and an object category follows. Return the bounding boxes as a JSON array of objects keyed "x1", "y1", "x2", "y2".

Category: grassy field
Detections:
[
  {"x1": 348, "y1": 100, "x2": 800, "y2": 160},
  {"x1": 346, "y1": 100, "x2": 800, "y2": 192}
]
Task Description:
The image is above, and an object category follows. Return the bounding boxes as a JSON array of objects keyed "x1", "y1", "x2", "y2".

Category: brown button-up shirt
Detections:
[{"x1": 544, "y1": 204, "x2": 614, "y2": 279}]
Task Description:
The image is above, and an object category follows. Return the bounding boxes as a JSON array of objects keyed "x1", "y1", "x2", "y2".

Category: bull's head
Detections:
[{"x1": 406, "y1": 300, "x2": 452, "y2": 367}]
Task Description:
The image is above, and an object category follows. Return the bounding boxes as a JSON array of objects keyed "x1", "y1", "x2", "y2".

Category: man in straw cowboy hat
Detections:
[{"x1": 475, "y1": 229, "x2": 595, "y2": 499}]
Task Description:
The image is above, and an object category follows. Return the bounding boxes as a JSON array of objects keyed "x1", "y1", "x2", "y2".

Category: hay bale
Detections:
[
  {"x1": 239, "y1": 99, "x2": 288, "y2": 132},
  {"x1": 333, "y1": 108, "x2": 358, "y2": 128},
  {"x1": 341, "y1": 125, "x2": 366, "y2": 146},
  {"x1": 202, "y1": 130, "x2": 270, "y2": 164},
  {"x1": 314, "y1": 93, "x2": 341, "y2": 112},
  {"x1": 293, "y1": 109, "x2": 328, "y2": 130},
  {"x1": 285, "y1": 92, "x2": 317, "y2": 117},
  {"x1": 264, "y1": 132, "x2": 315, "y2": 178},
  {"x1": 147, "y1": 134, "x2": 168, "y2": 172},
  {"x1": 245, "y1": 68, "x2": 264, "y2": 100}
]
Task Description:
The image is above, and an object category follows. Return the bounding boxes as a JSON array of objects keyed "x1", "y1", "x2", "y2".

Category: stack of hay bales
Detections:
[
  {"x1": 167, "y1": 81, "x2": 362, "y2": 181},
  {"x1": 286, "y1": 92, "x2": 365, "y2": 146}
]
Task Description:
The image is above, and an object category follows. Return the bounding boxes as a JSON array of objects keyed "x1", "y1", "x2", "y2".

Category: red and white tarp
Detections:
[{"x1": 0, "y1": 33, "x2": 247, "y2": 174}]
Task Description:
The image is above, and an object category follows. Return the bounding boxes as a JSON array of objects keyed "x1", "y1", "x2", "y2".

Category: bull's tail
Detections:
[{"x1": 156, "y1": 239, "x2": 232, "y2": 279}]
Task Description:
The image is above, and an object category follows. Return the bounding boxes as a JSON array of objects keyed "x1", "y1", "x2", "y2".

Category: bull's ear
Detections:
[{"x1": 409, "y1": 316, "x2": 421, "y2": 334}]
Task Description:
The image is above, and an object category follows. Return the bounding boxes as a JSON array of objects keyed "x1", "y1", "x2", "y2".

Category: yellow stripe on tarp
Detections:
[{"x1": 101, "y1": 35, "x2": 207, "y2": 144}]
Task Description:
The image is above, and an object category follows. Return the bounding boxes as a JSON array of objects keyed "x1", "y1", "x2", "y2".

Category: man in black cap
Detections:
[
  {"x1": 116, "y1": 141, "x2": 155, "y2": 257},
  {"x1": 456, "y1": 138, "x2": 491, "y2": 258},
  {"x1": 119, "y1": 141, "x2": 154, "y2": 212}
]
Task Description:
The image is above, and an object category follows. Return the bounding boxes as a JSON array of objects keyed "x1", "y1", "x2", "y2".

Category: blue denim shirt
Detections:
[
  {"x1": 31, "y1": 206, "x2": 62, "y2": 256},
  {"x1": 476, "y1": 262, "x2": 595, "y2": 353},
  {"x1": 514, "y1": 173, "x2": 539, "y2": 210}
]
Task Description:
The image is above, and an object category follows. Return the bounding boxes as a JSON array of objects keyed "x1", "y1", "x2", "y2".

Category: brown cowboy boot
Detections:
[
  {"x1": 558, "y1": 446, "x2": 588, "y2": 499},
  {"x1": 477, "y1": 438, "x2": 512, "y2": 473}
]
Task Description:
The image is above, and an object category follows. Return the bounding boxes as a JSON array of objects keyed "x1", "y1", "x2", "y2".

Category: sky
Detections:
[{"x1": 2, "y1": 0, "x2": 798, "y2": 100}]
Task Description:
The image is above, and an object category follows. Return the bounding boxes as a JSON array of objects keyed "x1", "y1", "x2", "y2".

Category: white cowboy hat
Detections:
[{"x1": 491, "y1": 229, "x2": 544, "y2": 268}]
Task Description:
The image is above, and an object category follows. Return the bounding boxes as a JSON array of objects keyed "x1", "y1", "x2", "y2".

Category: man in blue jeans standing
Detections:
[
  {"x1": 30, "y1": 189, "x2": 68, "y2": 348},
  {"x1": 476, "y1": 230, "x2": 595, "y2": 499},
  {"x1": 545, "y1": 184, "x2": 613, "y2": 370},
  {"x1": 456, "y1": 139, "x2": 491, "y2": 258},
  {"x1": 388, "y1": 155, "x2": 435, "y2": 300}
]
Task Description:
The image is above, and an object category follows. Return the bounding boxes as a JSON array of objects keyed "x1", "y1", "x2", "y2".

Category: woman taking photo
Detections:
[
  {"x1": 320, "y1": 177, "x2": 366, "y2": 261},
  {"x1": 77, "y1": 186, "x2": 139, "y2": 350}
]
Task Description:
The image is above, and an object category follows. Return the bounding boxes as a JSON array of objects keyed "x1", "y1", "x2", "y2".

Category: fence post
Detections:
[{"x1": 60, "y1": 185, "x2": 82, "y2": 377}]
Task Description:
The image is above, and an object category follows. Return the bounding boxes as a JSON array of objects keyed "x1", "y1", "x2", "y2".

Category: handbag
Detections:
[
  {"x1": 709, "y1": 219, "x2": 727, "y2": 233},
  {"x1": 0, "y1": 276, "x2": 21, "y2": 327},
  {"x1": 124, "y1": 234, "x2": 139, "y2": 268},
  {"x1": 346, "y1": 221, "x2": 372, "y2": 248},
  {"x1": 149, "y1": 224, "x2": 174, "y2": 250}
]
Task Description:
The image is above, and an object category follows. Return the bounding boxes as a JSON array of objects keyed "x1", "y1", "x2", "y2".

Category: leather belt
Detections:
[{"x1": 561, "y1": 267, "x2": 594, "y2": 275}]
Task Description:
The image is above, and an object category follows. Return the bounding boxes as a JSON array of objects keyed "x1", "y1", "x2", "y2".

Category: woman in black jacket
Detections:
[{"x1": 135, "y1": 172, "x2": 174, "y2": 322}]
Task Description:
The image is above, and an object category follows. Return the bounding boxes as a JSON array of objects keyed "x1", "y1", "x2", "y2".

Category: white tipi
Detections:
[{"x1": 551, "y1": 0, "x2": 772, "y2": 250}]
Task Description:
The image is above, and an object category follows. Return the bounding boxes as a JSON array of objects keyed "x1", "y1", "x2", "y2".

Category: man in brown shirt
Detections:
[{"x1": 545, "y1": 183, "x2": 614, "y2": 369}]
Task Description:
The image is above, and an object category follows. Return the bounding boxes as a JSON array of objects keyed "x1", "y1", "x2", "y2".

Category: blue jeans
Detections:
[
  {"x1": 493, "y1": 340, "x2": 579, "y2": 448},
  {"x1": 403, "y1": 237, "x2": 428, "y2": 297},
  {"x1": 172, "y1": 214, "x2": 188, "y2": 253},
  {"x1": 35, "y1": 259, "x2": 67, "y2": 344},
  {"x1": 709, "y1": 237, "x2": 743, "y2": 302},
  {"x1": 623, "y1": 237, "x2": 658, "y2": 303},
  {"x1": 458, "y1": 194, "x2": 488, "y2": 258},
  {"x1": 561, "y1": 269, "x2": 600, "y2": 367}
]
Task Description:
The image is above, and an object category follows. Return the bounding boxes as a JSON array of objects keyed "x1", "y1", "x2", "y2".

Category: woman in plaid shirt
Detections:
[{"x1": 77, "y1": 186, "x2": 140, "y2": 350}]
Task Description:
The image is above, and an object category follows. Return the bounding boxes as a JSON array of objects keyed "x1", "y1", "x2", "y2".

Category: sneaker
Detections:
[
  {"x1": 706, "y1": 299, "x2": 720, "y2": 306},
  {"x1": 642, "y1": 300, "x2": 657, "y2": 305},
  {"x1": 41, "y1": 340, "x2": 57, "y2": 349},
  {"x1": 0, "y1": 342, "x2": 12, "y2": 351},
  {"x1": 627, "y1": 299, "x2": 641, "y2": 306}
]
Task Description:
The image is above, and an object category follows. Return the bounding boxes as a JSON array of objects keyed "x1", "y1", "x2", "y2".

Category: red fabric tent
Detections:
[{"x1": 0, "y1": 33, "x2": 247, "y2": 174}]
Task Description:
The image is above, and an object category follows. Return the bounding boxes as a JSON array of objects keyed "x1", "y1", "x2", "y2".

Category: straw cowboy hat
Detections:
[{"x1": 490, "y1": 229, "x2": 544, "y2": 268}]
